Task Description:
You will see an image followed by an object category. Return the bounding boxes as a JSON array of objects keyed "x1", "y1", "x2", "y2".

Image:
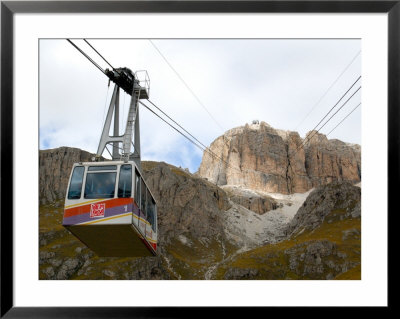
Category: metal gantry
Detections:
[{"x1": 96, "y1": 68, "x2": 150, "y2": 169}]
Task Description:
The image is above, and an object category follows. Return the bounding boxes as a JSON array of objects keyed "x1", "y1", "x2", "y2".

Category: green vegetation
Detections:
[
  {"x1": 39, "y1": 200, "x2": 150, "y2": 280},
  {"x1": 214, "y1": 207, "x2": 361, "y2": 280},
  {"x1": 39, "y1": 200, "x2": 235, "y2": 280},
  {"x1": 142, "y1": 160, "x2": 191, "y2": 178},
  {"x1": 141, "y1": 161, "x2": 160, "y2": 172},
  {"x1": 165, "y1": 234, "x2": 237, "y2": 279},
  {"x1": 335, "y1": 264, "x2": 361, "y2": 280},
  {"x1": 39, "y1": 183, "x2": 361, "y2": 280}
]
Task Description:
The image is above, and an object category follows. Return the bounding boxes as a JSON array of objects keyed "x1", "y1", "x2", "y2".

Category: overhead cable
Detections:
[
  {"x1": 294, "y1": 50, "x2": 361, "y2": 131},
  {"x1": 84, "y1": 39, "x2": 122, "y2": 76},
  {"x1": 308, "y1": 76, "x2": 361, "y2": 134},
  {"x1": 298, "y1": 85, "x2": 361, "y2": 151},
  {"x1": 327, "y1": 102, "x2": 361, "y2": 136},
  {"x1": 139, "y1": 100, "x2": 241, "y2": 173},
  {"x1": 146, "y1": 99, "x2": 210, "y2": 151},
  {"x1": 278, "y1": 87, "x2": 361, "y2": 182},
  {"x1": 294, "y1": 76, "x2": 361, "y2": 153},
  {"x1": 149, "y1": 39, "x2": 226, "y2": 132},
  {"x1": 66, "y1": 39, "x2": 106, "y2": 75}
]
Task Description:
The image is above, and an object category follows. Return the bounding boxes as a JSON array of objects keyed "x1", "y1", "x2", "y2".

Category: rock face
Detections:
[
  {"x1": 219, "y1": 181, "x2": 361, "y2": 280},
  {"x1": 304, "y1": 131, "x2": 361, "y2": 188},
  {"x1": 39, "y1": 147, "x2": 102, "y2": 204},
  {"x1": 198, "y1": 122, "x2": 361, "y2": 194},
  {"x1": 223, "y1": 186, "x2": 279, "y2": 215},
  {"x1": 285, "y1": 181, "x2": 361, "y2": 237},
  {"x1": 39, "y1": 149, "x2": 233, "y2": 280},
  {"x1": 39, "y1": 146, "x2": 361, "y2": 280},
  {"x1": 141, "y1": 161, "x2": 231, "y2": 243}
]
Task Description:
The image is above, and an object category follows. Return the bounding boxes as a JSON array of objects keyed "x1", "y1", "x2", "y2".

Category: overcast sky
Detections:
[{"x1": 39, "y1": 39, "x2": 361, "y2": 172}]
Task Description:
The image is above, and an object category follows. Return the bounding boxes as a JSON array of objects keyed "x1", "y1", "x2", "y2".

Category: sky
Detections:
[{"x1": 39, "y1": 39, "x2": 361, "y2": 173}]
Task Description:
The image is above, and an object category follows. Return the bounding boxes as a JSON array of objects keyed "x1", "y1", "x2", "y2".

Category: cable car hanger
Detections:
[{"x1": 62, "y1": 39, "x2": 156, "y2": 257}]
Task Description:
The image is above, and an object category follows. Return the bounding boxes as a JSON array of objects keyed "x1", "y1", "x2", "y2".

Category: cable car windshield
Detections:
[{"x1": 84, "y1": 172, "x2": 117, "y2": 199}]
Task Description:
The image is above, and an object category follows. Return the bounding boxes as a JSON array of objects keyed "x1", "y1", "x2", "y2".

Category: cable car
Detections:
[
  {"x1": 63, "y1": 161, "x2": 157, "y2": 257},
  {"x1": 62, "y1": 62, "x2": 157, "y2": 257}
]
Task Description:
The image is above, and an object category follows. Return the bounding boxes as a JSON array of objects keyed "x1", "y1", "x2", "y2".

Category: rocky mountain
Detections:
[
  {"x1": 39, "y1": 149, "x2": 235, "y2": 280},
  {"x1": 142, "y1": 161, "x2": 231, "y2": 244},
  {"x1": 198, "y1": 121, "x2": 361, "y2": 194},
  {"x1": 285, "y1": 181, "x2": 361, "y2": 237},
  {"x1": 216, "y1": 181, "x2": 361, "y2": 280},
  {"x1": 39, "y1": 147, "x2": 104, "y2": 205},
  {"x1": 39, "y1": 132, "x2": 361, "y2": 280},
  {"x1": 224, "y1": 186, "x2": 280, "y2": 215}
]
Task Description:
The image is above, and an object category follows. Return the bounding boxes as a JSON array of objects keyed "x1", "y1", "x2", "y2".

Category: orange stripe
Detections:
[
  {"x1": 65, "y1": 198, "x2": 109, "y2": 209},
  {"x1": 64, "y1": 197, "x2": 133, "y2": 218}
]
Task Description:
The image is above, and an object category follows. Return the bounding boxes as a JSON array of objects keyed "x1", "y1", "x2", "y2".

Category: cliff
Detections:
[
  {"x1": 197, "y1": 121, "x2": 361, "y2": 194},
  {"x1": 39, "y1": 143, "x2": 361, "y2": 280},
  {"x1": 39, "y1": 147, "x2": 104, "y2": 204},
  {"x1": 39, "y1": 150, "x2": 234, "y2": 280},
  {"x1": 215, "y1": 181, "x2": 361, "y2": 280}
]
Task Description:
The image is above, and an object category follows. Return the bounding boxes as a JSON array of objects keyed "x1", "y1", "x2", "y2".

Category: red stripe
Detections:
[{"x1": 64, "y1": 198, "x2": 133, "y2": 218}]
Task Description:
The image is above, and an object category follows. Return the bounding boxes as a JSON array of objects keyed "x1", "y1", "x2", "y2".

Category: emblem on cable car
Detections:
[{"x1": 90, "y1": 203, "x2": 105, "y2": 218}]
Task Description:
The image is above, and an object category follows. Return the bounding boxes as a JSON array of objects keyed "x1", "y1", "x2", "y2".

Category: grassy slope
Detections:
[
  {"x1": 39, "y1": 200, "x2": 233, "y2": 280},
  {"x1": 39, "y1": 200, "x2": 154, "y2": 280},
  {"x1": 39, "y1": 160, "x2": 231, "y2": 280},
  {"x1": 39, "y1": 200, "x2": 361, "y2": 280},
  {"x1": 39, "y1": 163, "x2": 360, "y2": 280},
  {"x1": 164, "y1": 235, "x2": 238, "y2": 279},
  {"x1": 214, "y1": 208, "x2": 361, "y2": 280}
]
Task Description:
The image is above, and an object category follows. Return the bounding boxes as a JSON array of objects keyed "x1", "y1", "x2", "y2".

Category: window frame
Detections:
[
  {"x1": 135, "y1": 168, "x2": 141, "y2": 207},
  {"x1": 67, "y1": 165, "x2": 85, "y2": 200},
  {"x1": 83, "y1": 170, "x2": 118, "y2": 199},
  {"x1": 117, "y1": 164, "x2": 133, "y2": 198},
  {"x1": 146, "y1": 192, "x2": 156, "y2": 232},
  {"x1": 140, "y1": 177, "x2": 146, "y2": 217}
]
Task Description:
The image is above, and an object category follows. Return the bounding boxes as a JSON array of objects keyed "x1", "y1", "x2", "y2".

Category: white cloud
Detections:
[{"x1": 40, "y1": 39, "x2": 361, "y2": 171}]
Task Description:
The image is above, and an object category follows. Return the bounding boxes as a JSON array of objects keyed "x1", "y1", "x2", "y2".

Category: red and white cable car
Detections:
[{"x1": 62, "y1": 66, "x2": 157, "y2": 257}]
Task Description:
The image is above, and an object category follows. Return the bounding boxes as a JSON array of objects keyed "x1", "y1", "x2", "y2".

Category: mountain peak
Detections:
[{"x1": 198, "y1": 122, "x2": 361, "y2": 194}]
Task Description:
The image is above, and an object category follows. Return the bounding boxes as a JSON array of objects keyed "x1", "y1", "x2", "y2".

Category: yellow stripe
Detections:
[
  {"x1": 132, "y1": 214, "x2": 151, "y2": 226},
  {"x1": 80, "y1": 213, "x2": 157, "y2": 243},
  {"x1": 65, "y1": 198, "x2": 109, "y2": 209},
  {"x1": 131, "y1": 216, "x2": 156, "y2": 243},
  {"x1": 81, "y1": 213, "x2": 132, "y2": 225}
]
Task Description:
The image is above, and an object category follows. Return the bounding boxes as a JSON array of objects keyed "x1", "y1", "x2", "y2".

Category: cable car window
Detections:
[
  {"x1": 140, "y1": 178, "x2": 146, "y2": 216},
  {"x1": 146, "y1": 189, "x2": 155, "y2": 231},
  {"x1": 118, "y1": 164, "x2": 132, "y2": 198},
  {"x1": 88, "y1": 165, "x2": 117, "y2": 171},
  {"x1": 84, "y1": 172, "x2": 116, "y2": 199},
  {"x1": 67, "y1": 166, "x2": 85, "y2": 199},
  {"x1": 135, "y1": 170, "x2": 140, "y2": 206}
]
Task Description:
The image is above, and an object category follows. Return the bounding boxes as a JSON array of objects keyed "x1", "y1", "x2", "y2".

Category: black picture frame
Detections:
[{"x1": 1, "y1": 0, "x2": 395, "y2": 317}]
